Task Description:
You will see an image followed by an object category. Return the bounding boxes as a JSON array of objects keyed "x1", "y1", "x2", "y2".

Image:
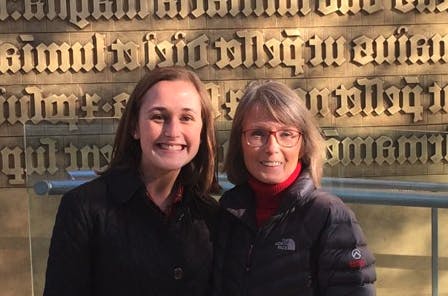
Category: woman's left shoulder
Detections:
[
  {"x1": 198, "y1": 194, "x2": 220, "y2": 210},
  {"x1": 188, "y1": 191, "x2": 220, "y2": 215},
  {"x1": 309, "y1": 188, "x2": 344, "y2": 207},
  {"x1": 308, "y1": 188, "x2": 357, "y2": 221},
  {"x1": 186, "y1": 193, "x2": 221, "y2": 236}
]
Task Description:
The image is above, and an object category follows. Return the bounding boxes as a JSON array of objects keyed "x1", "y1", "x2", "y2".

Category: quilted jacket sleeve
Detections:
[
  {"x1": 311, "y1": 192, "x2": 376, "y2": 296},
  {"x1": 43, "y1": 188, "x2": 93, "y2": 296}
]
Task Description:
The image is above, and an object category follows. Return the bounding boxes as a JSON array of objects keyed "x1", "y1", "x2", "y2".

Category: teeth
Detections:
[
  {"x1": 261, "y1": 161, "x2": 281, "y2": 167},
  {"x1": 159, "y1": 144, "x2": 184, "y2": 151}
]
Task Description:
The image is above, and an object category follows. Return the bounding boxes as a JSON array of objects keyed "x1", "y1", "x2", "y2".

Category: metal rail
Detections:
[
  {"x1": 33, "y1": 171, "x2": 448, "y2": 296},
  {"x1": 322, "y1": 177, "x2": 448, "y2": 192},
  {"x1": 34, "y1": 172, "x2": 448, "y2": 198}
]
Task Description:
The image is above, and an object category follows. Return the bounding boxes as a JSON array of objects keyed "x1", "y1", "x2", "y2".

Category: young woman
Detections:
[
  {"x1": 213, "y1": 80, "x2": 376, "y2": 296},
  {"x1": 44, "y1": 67, "x2": 218, "y2": 296}
]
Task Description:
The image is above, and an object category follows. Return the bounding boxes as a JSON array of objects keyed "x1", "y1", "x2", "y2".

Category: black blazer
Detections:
[{"x1": 44, "y1": 168, "x2": 219, "y2": 296}]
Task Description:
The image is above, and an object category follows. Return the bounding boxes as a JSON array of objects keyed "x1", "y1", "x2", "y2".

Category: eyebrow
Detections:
[
  {"x1": 144, "y1": 106, "x2": 202, "y2": 116},
  {"x1": 146, "y1": 106, "x2": 200, "y2": 114},
  {"x1": 246, "y1": 123, "x2": 282, "y2": 129}
]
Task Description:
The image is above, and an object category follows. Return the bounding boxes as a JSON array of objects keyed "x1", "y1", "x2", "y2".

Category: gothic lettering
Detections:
[
  {"x1": 64, "y1": 142, "x2": 112, "y2": 171},
  {"x1": 111, "y1": 39, "x2": 140, "y2": 71},
  {"x1": 0, "y1": 34, "x2": 107, "y2": 74},
  {"x1": 428, "y1": 82, "x2": 448, "y2": 113},
  {"x1": 2, "y1": 133, "x2": 448, "y2": 184},
  {"x1": 1, "y1": 146, "x2": 24, "y2": 184},
  {"x1": 394, "y1": 0, "x2": 448, "y2": 13},
  {"x1": 309, "y1": 35, "x2": 346, "y2": 67},
  {"x1": 2, "y1": 0, "x2": 448, "y2": 30},
  {"x1": 1, "y1": 29, "x2": 447, "y2": 74},
  {"x1": 144, "y1": 32, "x2": 209, "y2": 70},
  {"x1": 305, "y1": 88, "x2": 331, "y2": 118},
  {"x1": 352, "y1": 29, "x2": 448, "y2": 66},
  {"x1": 318, "y1": 0, "x2": 382, "y2": 15},
  {"x1": 1, "y1": 78, "x2": 447, "y2": 130},
  {"x1": 215, "y1": 29, "x2": 305, "y2": 75}
]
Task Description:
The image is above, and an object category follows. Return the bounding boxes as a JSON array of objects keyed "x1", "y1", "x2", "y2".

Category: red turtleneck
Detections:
[{"x1": 248, "y1": 162, "x2": 302, "y2": 227}]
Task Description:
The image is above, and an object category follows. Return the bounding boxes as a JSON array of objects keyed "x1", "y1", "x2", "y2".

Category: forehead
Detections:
[
  {"x1": 242, "y1": 104, "x2": 289, "y2": 129},
  {"x1": 141, "y1": 80, "x2": 202, "y2": 111}
]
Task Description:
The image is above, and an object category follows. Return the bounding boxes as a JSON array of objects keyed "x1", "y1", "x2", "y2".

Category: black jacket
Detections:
[
  {"x1": 44, "y1": 168, "x2": 219, "y2": 296},
  {"x1": 213, "y1": 170, "x2": 376, "y2": 296}
]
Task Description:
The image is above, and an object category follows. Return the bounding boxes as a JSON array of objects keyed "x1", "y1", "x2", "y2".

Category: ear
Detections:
[{"x1": 133, "y1": 127, "x2": 140, "y2": 140}]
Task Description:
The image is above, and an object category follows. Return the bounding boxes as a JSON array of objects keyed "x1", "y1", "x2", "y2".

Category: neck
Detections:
[
  {"x1": 140, "y1": 166, "x2": 181, "y2": 213},
  {"x1": 248, "y1": 162, "x2": 302, "y2": 227}
]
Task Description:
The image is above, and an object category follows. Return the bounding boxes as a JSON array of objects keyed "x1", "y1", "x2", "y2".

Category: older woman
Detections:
[
  {"x1": 44, "y1": 67, "x2": 218, "y2": 296},
  {"x1": 213, "y1": 80, "x2": 376, "y2": 296}
]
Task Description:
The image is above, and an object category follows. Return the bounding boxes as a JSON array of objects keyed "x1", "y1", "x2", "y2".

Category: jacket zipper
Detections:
[
  {"x1": 243, "y1": 228, "x2": 262, "y2": 295},
  {"x1": 242, "y1": 206, "x2": 299, "y2": 295},
  {"x1": 243, "y1": 241, "x2": 255, "y2": 296},
  {"x1": 230, "y1": 189, "x2": 303, "y2": 295},
  {"x1": 245, "y1": 243, "x2": 254, "y2": 272},
  {"x1": 244, "y1": 225, "x2": 260, "y2": 295}
]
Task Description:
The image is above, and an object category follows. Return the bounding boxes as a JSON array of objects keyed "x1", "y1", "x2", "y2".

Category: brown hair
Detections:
[
  {"x1": 108, "y1": 67, "x2": 216, "y2": 195},
  {"x1": 224, "y1": 80, "x2": 325, "y2": 187}
]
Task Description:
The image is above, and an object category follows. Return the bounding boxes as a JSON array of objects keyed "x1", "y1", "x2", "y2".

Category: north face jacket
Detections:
[
  {"x1": 44, "y1": 168, "x2": 219, "y2": 296},
  {"x1": 213, "y1": 169, "x2": 376, "y2": 296}
]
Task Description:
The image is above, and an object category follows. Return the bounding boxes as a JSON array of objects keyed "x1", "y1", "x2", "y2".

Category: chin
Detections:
[
  {"x1": 153, "y1": 161, "x2": 187, "y2": 172},
  {"x1": 258, "y1": 176, "x2": 282, "y2": 184},
  {"x1": 166, "y1": 163, "x2": 189, "y2": 170},
  {"x1": 260, "y1": 174, "x2": 288, "y2": 184}
]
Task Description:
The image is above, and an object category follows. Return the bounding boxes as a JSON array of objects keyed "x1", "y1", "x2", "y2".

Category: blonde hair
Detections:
[{"x1": 224, "y1": 80, "x2": 325, "y2": 187}]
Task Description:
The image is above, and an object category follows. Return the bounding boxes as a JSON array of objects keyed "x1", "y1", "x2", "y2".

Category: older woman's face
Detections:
[
  {"x1": 133, "y1": 80, "x2": 203, "y2": 178},
  {"x1": 241, "y1": 104, "x2": 302, "y2": 184}
]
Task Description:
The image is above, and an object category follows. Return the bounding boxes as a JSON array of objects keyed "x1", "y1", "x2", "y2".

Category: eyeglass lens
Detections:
[{"x1": 244, "y1": 129, "x2": 300, "y2": 147}]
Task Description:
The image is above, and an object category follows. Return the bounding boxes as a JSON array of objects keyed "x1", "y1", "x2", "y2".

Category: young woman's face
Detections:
[
  {"x1": 134, "y1": 80, "x2": 203, "y2": 178},
  {"x1": 241, "y1": 104, "x2": 302, "y2": 184}
]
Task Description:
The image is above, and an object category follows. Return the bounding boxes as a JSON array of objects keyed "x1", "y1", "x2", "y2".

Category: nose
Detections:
[
  {"x1": 264, "y1": 133, "x2": 280, "y2": 153},
  {"x1": 163, "y1": 119, "x2": 181, "y2": 137}
]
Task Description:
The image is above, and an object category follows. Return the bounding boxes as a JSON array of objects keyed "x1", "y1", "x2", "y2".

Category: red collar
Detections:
[
  {"x1": 248, "y1": 162, "x2": 302, "y2": 227},
  {"x1": 248, "y1": 162, "x2": 302, "y2": 197},
  {"x1": 145, "y1": 184, "x2": 184, "y2": 217}
]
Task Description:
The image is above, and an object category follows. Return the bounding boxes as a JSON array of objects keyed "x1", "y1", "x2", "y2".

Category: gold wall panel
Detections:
[
  {"x1": 1, "y1": 1, "x2": 448, "y2": 296},
  {"x1": 1, "y1": 1, "x2": 448, "y2": 185}
]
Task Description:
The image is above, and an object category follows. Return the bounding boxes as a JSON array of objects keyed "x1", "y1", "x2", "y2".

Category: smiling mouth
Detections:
[
  {"x1": 260, "y1": 161, "x2": 282, "y2": 167},
  {"x1": 158, "y1": 143, "x2": 186, "y2": 151}
]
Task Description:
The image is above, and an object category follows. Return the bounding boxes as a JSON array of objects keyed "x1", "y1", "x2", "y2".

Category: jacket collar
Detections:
[
  {"x1": 222, "y1": 168, "x2": 317, "y2": 229},
  {"x1": 222, "y1": 184, "x2": 257, "y2": 230},
  {"x1": 277, "y1": 169, "x2": 316, "y2": 213},
  {"x1": 105, "y1": 168, "x2": 198, "y2": 208},
  {"x1": 106, "y1": 168, "x2": 145, "y2": 204}
]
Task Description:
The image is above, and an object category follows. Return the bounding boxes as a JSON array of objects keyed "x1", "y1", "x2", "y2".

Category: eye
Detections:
[
  {"x1": 249, "y1": 129, "x2": 266, "y2": 138},
  {"x1": 180, "y1": 114, "x2": 195, "y2": 122},
  {"x1": 279, "y1": 130, "x2": 299, "y2": 138},
  {"x1": 150, "y1": 113, "x2": 165, "y2": 123}
]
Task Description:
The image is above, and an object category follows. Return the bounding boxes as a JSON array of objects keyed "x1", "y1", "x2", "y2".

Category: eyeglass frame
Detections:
[{"x1": 242, "y1": 128, "x2": 302, "y2": 148}]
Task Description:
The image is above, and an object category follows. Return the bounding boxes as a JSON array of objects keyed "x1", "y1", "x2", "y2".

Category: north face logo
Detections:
[{"x1": 275, "y1": 238, "x2": 296, "y2": 251}]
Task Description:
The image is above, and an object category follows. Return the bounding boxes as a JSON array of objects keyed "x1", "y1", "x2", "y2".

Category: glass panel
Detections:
[
  {"x1": 25, "y1": 118, "x2": 117, "y2": 296},
  {"x1": 440, "y1": 208, "x2": 448, "y2": 295},
  {"x1": 25, "y1": 121, "x2": 447, "y2": 296},
  {"x1": 319, "y1": 127, "x2": 448, "y2": 296}
]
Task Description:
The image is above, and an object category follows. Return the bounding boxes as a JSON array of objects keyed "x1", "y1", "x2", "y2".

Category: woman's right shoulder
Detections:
[
  {"x1": 60, "y1": 171, "x2": 113, "y2": 208},
  {"x1": 219, "y1": 184, "x2": 251, "y2": 208}
]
